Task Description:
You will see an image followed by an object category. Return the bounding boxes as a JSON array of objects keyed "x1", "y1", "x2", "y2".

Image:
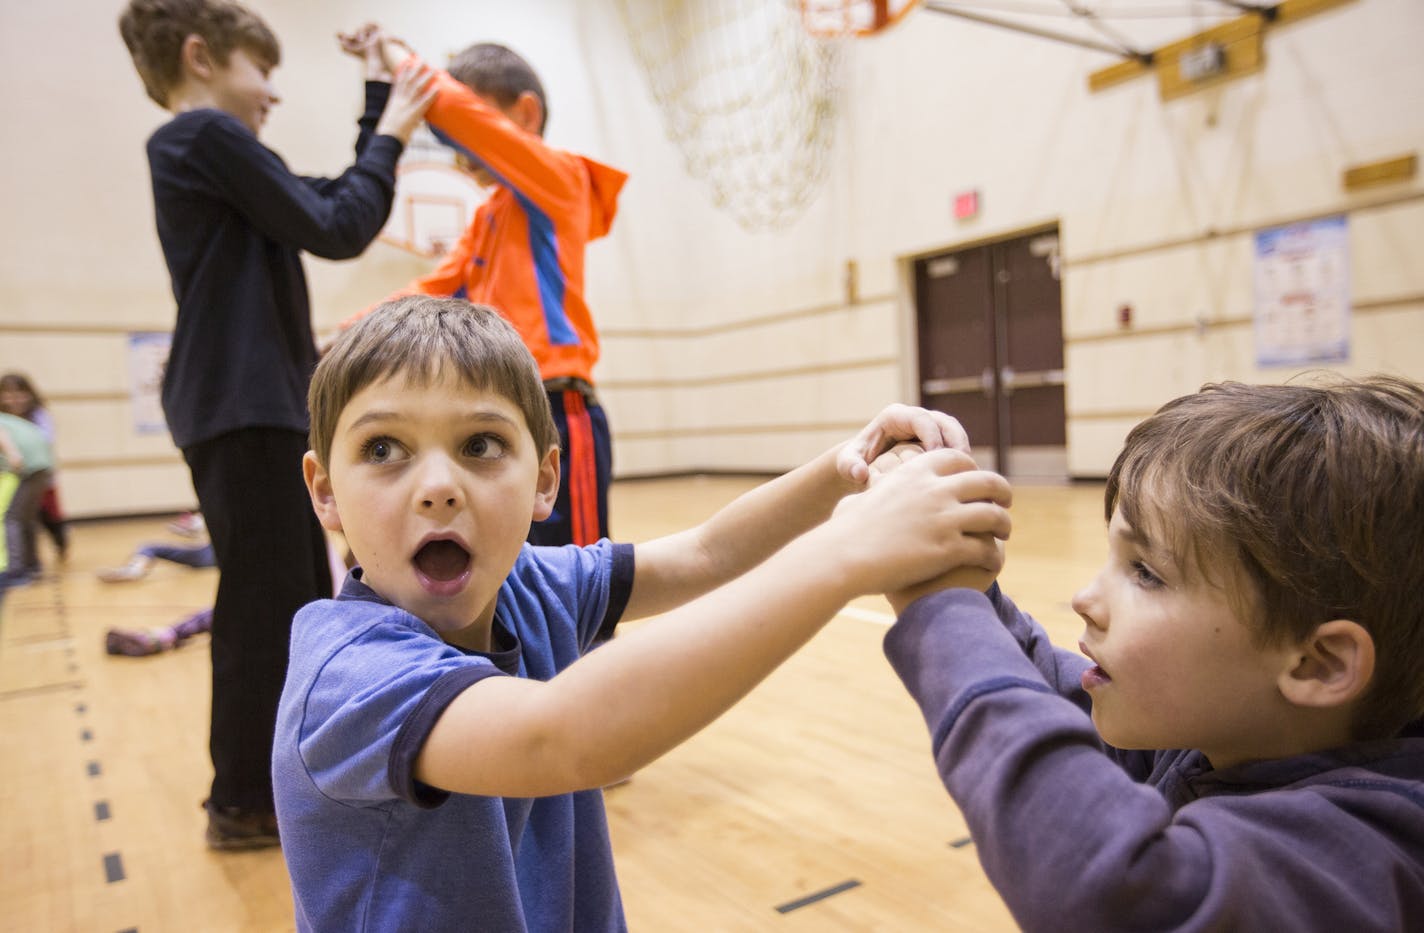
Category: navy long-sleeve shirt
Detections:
[
  {"x1": 145, "y1": 83, "x2": 402, "y2": 449},
  {"x1": 886, "y1": 585, "x2": 1424, "y2": 931}
]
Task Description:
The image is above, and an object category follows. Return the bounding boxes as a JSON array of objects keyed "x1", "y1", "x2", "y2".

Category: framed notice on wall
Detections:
[
  {"x1": 128, "y1": 331, "x2": 171, "y2": 435},
  {"x1": 1253, "y1": 215, "x2": 1351, "y2": 367}
]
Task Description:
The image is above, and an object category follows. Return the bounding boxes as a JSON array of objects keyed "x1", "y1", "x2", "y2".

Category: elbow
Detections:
[
  {"x1": 311, "y1": 231, "x2": 377, "y2": 261},
  {"x1": 558, "y1": 734, "x2": 635, "y2": 792}
]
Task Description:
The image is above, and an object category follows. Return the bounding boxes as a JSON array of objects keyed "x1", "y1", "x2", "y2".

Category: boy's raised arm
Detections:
[
  {"x1": 376, "y1": 38, "x2": 593, "y2": 212},
  {"x1": 414, "y1": 444, "x2": 1012, "y2": 798},
  {"x1": 624, "y1": 404, "x2": 972, "y2": 620}
]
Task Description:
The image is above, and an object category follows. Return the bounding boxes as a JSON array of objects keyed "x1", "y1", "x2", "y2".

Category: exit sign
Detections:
[{"x1": 953, "y1": 189, "x2": 980, "y2": 220}]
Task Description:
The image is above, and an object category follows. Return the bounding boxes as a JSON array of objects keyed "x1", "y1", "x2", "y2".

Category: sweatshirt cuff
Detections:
[{"x1": 362, "y1": 133, "x2": 406, "y2": 174}]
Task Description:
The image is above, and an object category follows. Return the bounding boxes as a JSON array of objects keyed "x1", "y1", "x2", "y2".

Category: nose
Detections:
[
  {"x1": 1071, "y1": 574, "x2": 1105, "y2": 631},
  {"x1": 415, "y1": 455, "x2": 462, "y2": 512}
]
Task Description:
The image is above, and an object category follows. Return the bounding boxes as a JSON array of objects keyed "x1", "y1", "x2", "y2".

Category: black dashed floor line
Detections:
[{"x1": 774, "y1": 879, "x2": 863, "y2": 914}]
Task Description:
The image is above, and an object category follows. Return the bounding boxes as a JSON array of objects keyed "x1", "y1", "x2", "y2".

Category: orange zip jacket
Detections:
[{"x1": 348, "y1": 62, "x2": 626, "y2": 385}]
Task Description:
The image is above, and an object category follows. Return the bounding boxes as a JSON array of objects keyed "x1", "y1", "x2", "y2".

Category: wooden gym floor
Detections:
[{"x1": 0, "y1": 475, "x2": 1108, "y2": 932}]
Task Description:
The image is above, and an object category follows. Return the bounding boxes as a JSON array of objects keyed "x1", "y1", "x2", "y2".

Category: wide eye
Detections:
[
  {"x1": 463, "y1": 433, "x2": 507, "y2": 460},
  {"x1": 360, "y1": 435, "x2": 406, "y2": 464}
]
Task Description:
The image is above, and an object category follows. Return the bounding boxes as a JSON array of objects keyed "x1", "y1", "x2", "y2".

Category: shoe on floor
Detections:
[
  {"x1": 167, "y1": 512, "x2": 207, "y2": 539},
  {"x1": 204, "y1": 800, "x2": 280, "y2": 851},
  {"x1": 105, "y1": 628, "x2": 165, "y2": 656},
  {"x1": 97, "y1": 558, "x2": 153, "y2": 583}
]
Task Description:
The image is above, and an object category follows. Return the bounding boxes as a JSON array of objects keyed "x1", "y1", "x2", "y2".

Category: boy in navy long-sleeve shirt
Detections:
[{"x1": 119, "y1": 0, "x2": 433, "y2": 849}]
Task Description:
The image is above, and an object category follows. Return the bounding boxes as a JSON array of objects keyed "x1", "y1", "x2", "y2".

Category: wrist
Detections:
[
  {"x1": 382, "y1": 42, "x2": 415, "y2": 74},
  {"x1": 375, "y1": 121, "x2": 413, "y2": 144}
]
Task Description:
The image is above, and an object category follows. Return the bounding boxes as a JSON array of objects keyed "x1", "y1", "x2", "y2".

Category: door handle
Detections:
[
  {"x1": 1000, "y1": 368, "x2": 1065, "y2": 394},
  {"x1": 921, "y1": 375, "x2": 984, "y2": 395}
]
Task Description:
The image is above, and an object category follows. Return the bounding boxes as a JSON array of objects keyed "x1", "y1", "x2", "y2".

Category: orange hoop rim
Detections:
[{"x1": 799, "y1": 0, "x2": 923, "y2": 38}]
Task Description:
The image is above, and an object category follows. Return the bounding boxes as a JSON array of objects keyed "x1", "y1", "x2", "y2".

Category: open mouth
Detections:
[
  {"x1": 1078, "y1": 642, "x2": 1112, "y2": 690},
  {"x1": 413, "y1": 538, "x2": 471, "y2": 585},
  {"x1": 1081, "y1": 664, "x2": 1112, "y2": 690}
]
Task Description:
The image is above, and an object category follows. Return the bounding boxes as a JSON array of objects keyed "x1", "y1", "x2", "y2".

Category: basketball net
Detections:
[{"x1": 615, "y1": 0, "x2": 843, "y2": 231}]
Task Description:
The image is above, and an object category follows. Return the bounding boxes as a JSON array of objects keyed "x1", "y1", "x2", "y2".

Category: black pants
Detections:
[{"x1": 183, "y1": 428, "x2": 331, "y2": 813}]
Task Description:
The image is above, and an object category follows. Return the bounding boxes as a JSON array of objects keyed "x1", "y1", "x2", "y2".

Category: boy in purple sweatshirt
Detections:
[{"x1": 883, "y1": 376, "x2": 1424, "y2": 931}]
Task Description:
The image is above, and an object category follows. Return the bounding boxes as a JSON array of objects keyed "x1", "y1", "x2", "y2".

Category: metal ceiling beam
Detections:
[{"x1": 921, "y1": 0, "x2": 1154, "y2": 62}]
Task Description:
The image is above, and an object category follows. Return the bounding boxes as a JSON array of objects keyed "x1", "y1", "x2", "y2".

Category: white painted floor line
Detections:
[{"x1": 838, "y1": 605, "x2": 895, "y2": 626}]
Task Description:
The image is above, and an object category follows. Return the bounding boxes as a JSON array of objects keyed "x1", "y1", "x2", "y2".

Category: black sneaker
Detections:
[{"x1": 203, "y1": 800, "x2": 280, "y2": 851}]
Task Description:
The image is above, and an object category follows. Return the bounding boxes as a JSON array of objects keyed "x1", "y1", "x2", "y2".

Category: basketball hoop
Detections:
[{"x1": 799, "y1": 0, "x2": 922, "y2": 38}]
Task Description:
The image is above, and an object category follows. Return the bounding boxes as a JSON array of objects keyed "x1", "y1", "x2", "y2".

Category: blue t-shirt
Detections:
[{"x1": 274, "y1": 540, "x2": 635, "y2": 932}]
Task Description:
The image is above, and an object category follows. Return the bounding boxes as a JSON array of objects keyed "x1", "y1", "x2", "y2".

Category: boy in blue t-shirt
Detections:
[{"x1": 277, "y1": 295, "x2": 1012, "y2": 931}]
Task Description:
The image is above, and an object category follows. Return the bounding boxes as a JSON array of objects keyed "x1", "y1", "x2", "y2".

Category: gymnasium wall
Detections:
[
  {"x1": 1, "y1": 0, "x2": 1419, "y2": 516},
  {"x1": 819, "y1": 0, "x2": 1424, "y2": 477}
]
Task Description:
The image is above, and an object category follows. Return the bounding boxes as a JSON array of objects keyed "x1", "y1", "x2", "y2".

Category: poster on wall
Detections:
[
  {"x1": 128, "y1": 331, "x2": 171, "y2": 435},
  {"x1": 1253, "y1": 214, "x2": 1351, "y2": 367}
]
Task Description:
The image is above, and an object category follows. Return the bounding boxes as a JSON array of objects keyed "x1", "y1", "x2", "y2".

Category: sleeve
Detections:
[
  {"x1": 417, "y1": 61, "x2": 584, "y2": 216},
  {"x1": 883, "y1": 589, "x2": 1403, "y2": 932},
  {"x1": 30, "y1": 409, "x2": 56, "y2": 445},
  {"x1": 514, "y1": 541, "x2": 634, "y2": 652},
  {"x1": 557, "y1": 540, "x2": 634, "y2": 649},
  {"x1": 355, "y1": 81, "x2": 393, "y2": 156},
  {"x1": 294, "y1": 621, "x2": 505, "y2": 808},
  {"x1": 186, "y1": 111, "x2": 403, "y2": 260},
  {"x1": 597, "y1": 542, "x2": 635, "y2": 642}
]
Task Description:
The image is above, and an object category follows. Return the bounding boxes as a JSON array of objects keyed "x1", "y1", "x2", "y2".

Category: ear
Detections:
[
  {"x1": 1278, "y1": 619, "x2": 1376, "y2": 710},
  {"x1": 180, "y1": 34, "x2": 216, "y2": 81},
  {"x1": 531, "y1": 444, "x2": 560, "y2": 522},
  {"x1": 511, "y1": 91, "x2": 543, "y2": 135},
  {"x1": 303, "y1": 451, "x2": 344, "y2": 532}
]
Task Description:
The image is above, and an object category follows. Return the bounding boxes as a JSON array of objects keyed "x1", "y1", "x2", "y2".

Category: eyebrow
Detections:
[
  {"x1": 345, "y1": 408, "x2": 521, "y2": 433},
  {"x1": 1115, "y1": 521, "x2": 1168, "y2": 561}
]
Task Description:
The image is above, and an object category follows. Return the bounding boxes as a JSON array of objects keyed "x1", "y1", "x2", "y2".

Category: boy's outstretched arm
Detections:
[
  {"x1": 416, "y1": 446, "x2": 1012, "y2": 798},
  {"x1": 624, "y1": 404, "x2": 971, "y2": 619}
]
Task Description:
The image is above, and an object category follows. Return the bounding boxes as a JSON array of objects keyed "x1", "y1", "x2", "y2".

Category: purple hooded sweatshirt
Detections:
[{"x1": 885, "y1": 586, "x2": 1424, "y2": 932}]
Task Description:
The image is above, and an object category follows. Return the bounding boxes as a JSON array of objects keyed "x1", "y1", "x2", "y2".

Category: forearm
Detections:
[
  {"x1": 623, "y1": 445, "x2": 854, "y2": 618},
  {"x1": 886, "y1": 596, "x2": 1196, "y2": 927},
  {"x1": 354, "y1": 80, "x2": 392, "y2": 154},
  {"x1": 420, "y1": 527, "x2": 860, "y2": 794}
]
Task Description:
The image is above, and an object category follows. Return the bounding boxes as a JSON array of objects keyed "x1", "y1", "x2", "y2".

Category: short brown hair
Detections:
[
  {"x1": 308, "y1": 296, "x2": 558, "y2": 469},
  {"x1": 1107, "y1": 375, "x2": 1424, "y2": 739},
  {"x1": 118, "y1": 0, "x2": 280, "y2": 107},
  {"x1": 448, "y1": 43, "x2": 548, "y2": 135}
]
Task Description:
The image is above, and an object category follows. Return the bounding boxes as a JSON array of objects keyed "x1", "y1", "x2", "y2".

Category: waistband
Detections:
[{"x1": 543, "y1": 377, "x2": 599, "y2": 406}]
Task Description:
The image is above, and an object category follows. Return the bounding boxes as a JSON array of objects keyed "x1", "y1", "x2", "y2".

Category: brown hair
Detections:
[
  {"x1": 1106, "y1": 375, "x2": 1424, "y2": 738},
  {"x1": 448, "y1": 43, "x2": 548, "y2": 135},
  {"x1": 118, "y1": 0, "x2": 280, "y2": 107},
  {"x1": 308, "y1": 296, "x2": 558, "y2": 468},
  {"x1": 0, "y1": 372, "x2": 43, "y2": 418}
]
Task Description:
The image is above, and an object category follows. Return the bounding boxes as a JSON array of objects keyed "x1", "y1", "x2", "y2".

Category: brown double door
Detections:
[{"x1": 913, "y1": 226, "x2": 1066, "y2": 479}]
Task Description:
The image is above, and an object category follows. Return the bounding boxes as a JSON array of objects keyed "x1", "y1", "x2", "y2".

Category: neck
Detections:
[
  {"x1": 1206, "y1": 708, "x2": 1358, "y2": 770},
  {"x1": 166, "y1": 82, "x2": 220, "y2": 117},
  {"x1": 444, "y1": 615, "x2": 496, "y2": 653}
]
